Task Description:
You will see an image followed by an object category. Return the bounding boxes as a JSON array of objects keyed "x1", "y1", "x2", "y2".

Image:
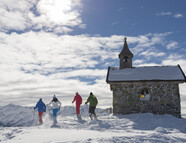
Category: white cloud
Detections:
[
  {"x1": 112, "y1": 22, "x2": 119, "y2": 26},
  {"x1": 173, "y1": 14, "x2": 184, "y2": 18},
  {"x1": 156, "y1": 12, "x2": 172, "y2": 16},
  {"x1": 156, "y1": 11, "x2": 184, "y2": 19},
  {"x1": 139, "y1": 50, "x2": 166, "y2": 59},
  {"x1": 128, "y1": 33, "x2": 171, "y2": 61},
  {"x1": 36, "y1": 0, "x2": 81, "y2": 26},
  {"x1": 161, "y1": 54, "x2": 186, "y2": 72},
  {"x1": 0, "y1": 0, "x2": 35, "y2": 32},
  {"x1": 0, "y1": 0, "x2": 84, "y2": 34},
  {"x1": 131, "y1": 33, "x2": 170, "y2": 49},
  {"x1": 53, "y1": 27, "x2": 73, "y2": 34},
  {"x1": 79, "y1": 24, "x2": 86, "y2": 29},
  {"x1": 136, "y1": 63, "x2": 160, "y2": 67},
  {"x1": 133, "y1": 59, "x2": 144, "y2": 65},
  {"x1": 166, "y1": 41, "x2": 178, "y2": 50}
]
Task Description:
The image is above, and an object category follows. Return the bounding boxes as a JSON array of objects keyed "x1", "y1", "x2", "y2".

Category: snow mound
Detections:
[
  {"x1": 154, "y1": 127, "x2": 168, "y2": 133},
  {"x1": 0, "y1": 104, "x2": 33, "y2": 127}
]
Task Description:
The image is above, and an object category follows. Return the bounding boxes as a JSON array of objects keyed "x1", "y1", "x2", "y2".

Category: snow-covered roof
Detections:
[{"x1": 106, "y1": 65, "x2": 186, "y2": 83}]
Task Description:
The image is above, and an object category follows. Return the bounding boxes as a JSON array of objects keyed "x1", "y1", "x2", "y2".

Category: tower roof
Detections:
[{"x1": 119, "y1": 37, "x2": 133, "y2": 58}]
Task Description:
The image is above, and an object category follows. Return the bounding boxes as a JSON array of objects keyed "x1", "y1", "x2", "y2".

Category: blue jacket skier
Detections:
[{"x1": 34, "y1": 98, "x2": 46, "y2": 124}]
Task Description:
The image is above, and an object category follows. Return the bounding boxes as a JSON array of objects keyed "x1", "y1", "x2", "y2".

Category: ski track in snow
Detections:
[{"x1": 0, "y1": 104, "x2": 186, "y2": 143}]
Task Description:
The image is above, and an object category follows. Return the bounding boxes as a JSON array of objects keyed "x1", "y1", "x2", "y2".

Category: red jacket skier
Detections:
[{"x1": 72, "y1": 92, "x2": 82, "y2": 118}]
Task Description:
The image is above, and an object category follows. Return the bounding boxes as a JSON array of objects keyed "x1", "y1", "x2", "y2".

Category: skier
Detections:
[
  {"x1": 48, "y1": 95, "x2": 61, "y2": 125},
  {"x1": 72, "y1": 92, "x2": 82, "y2": 119},
  {"x1": 34, "y1": 98, "x2": 46, "y2": 124},
  {"x1": 85, "y1": 92, "x2": 98, "y2": 120}
]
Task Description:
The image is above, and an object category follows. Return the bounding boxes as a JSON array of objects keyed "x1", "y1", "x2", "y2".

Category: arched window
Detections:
[
  {"x1": 140, "y1": 89, "x2": 150, "y2": 101},
  {"x1": 123, "y1": 56, "x2": 128, "y2": 62}
]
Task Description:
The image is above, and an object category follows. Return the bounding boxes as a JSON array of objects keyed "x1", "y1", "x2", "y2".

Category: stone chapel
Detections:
[{"x1": 106, "y1": 37, "x2": 186, "y2": 118}]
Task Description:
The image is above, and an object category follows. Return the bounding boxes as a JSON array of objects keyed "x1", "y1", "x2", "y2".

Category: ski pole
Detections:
[
  {"x1": 73, "y1": 103, "x2": 77, "y2": 120},
  {"x1": 33, "y1": 109, "x2": 35, "y2": 125}
]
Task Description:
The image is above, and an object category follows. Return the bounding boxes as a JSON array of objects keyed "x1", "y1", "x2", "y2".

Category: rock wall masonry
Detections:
[{"x1": 112, "y1": 82, "x2": 181, "y2": 117}]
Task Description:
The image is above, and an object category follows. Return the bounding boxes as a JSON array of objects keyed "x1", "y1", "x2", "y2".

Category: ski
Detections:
[{"x1": 96, "y1": 107, "x2": 112, "y2": 118}]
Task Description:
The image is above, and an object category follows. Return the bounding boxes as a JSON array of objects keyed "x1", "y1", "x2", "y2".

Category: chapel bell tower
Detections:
[{"x1": 119, "y1": 37, "x2": 133, "y2": 69}]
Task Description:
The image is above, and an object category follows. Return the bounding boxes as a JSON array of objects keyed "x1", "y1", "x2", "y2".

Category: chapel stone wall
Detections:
[{"x1": 112, "y1": 82, "x2": 181, "y2": 117}]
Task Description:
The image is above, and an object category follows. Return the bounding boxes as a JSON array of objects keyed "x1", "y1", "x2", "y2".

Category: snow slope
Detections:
[{"x1": 0, "y1": 104, "x2": 186, "y2": 142}]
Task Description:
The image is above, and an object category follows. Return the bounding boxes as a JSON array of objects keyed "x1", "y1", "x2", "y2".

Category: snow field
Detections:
[{"x1": 0, "y1": 104, "x2": 186, "y2": 142}]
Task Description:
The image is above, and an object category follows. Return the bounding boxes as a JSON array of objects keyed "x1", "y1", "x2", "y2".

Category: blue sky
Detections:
[
  {"x1": 0, "y1": 0, "x2": 186, "y2": 107},
  {"x1": 75, "y1": 0, "x2": 186, "y2": 36}
]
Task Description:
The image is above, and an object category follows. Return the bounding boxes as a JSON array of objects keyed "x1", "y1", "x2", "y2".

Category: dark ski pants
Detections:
[{"x1": 89, "y1": 106, "x2": 96, "y2": 119}]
